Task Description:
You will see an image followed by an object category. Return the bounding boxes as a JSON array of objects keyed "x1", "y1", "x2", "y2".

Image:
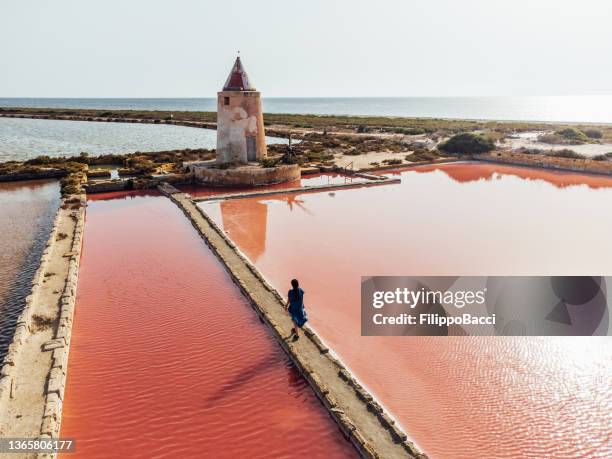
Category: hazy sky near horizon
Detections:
[{"x1": 1, "y1": 0, "x2": 611, "y2": 98}]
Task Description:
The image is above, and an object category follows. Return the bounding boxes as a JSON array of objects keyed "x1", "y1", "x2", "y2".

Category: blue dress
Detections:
[{"x1": 288, "y1": 288, "x2": 308, "y2": 327}]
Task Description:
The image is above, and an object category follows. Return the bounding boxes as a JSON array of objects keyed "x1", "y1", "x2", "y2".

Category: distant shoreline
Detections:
[
  {"x1": 1, "y1": 95, "x2": 612, "y2": 124},
  {"x1": 2, "y1": 106, "x2": 612, "y2": 132}
]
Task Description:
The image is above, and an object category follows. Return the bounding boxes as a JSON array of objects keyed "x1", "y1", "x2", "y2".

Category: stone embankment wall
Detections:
[
  {"x1": 84, "y1": 173, "x2": 190, "y2": 193},
  {"x1": 475, "y1": 151, "x2": 612, "y2": 175},
  {"x1": 191, "y1": 175, "x2": 401, "y2": 202},
  {"x1": 0, "y1": 169, "x2": 66, "y2": 183},
  {"x1": 158, "y1": 182, "x2": 426, "y2": 459},
  {"x1": 355, "y1": 157, "x2": 461, "y2": 173},
  {"x1": 191, "y1": 164, "x2": 300, "y2": 187},
  {"x1": 0, "y1": 194, "x2": 85, "y2": 455}
]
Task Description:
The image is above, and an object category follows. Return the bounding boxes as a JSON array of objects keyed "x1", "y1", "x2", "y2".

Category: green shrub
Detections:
[
  {"x1": 24, "y1": 155, "x2": 54, "y2": 165},
  {"x1": 518, "y1": 147, "x2": 545, "y2": 155},
  {"x1": 71, "y1": 152, "x2": 91, "y2": 164},
  {"x1": 592, "y1": 154, "x2": 608, "y2": 161},
  {"x1": 382, "y1": 158, "x2": 403, "y2": 165},
  {"x1": 62, "y1": 162, "x2": 87, "y2": 173},
  {"x1": 555, "y1": 127, "x2": 588, "y2": 143},
  {"x1": 546, "y1": 149, "x2": 585, "y2": 159},
  {"x1": 344, "y1": 148, "x2": 362, "y2": 156},
  {"x1": 405, "y1": 149, "x2": 439, "y2": 162},
  {"x1": 439, "y1": 133, "x2": 495, "y2": 155},
  {"x1": 259, "y1": 157, "x2": 279, "y2": 168},
  {"x1": 583, "y1": 129, "x2": 603, "y2": 139},
  {"x1": 392, "y1": 127, "x2": 426, "y2": 135}
]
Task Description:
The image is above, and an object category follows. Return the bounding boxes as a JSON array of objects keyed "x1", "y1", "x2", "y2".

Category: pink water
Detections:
[
  {"x1": 60, "y1": 191, "x2": 355, "y2": 458},
  {"x1": 201, "y1": 163, "x2": 612, "y2": 459},
  {"x1": 178, "y1": 172, "x2": 365, "y2": 198}
]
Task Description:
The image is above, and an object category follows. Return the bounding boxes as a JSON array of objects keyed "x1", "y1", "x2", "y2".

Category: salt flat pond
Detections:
[
  {"x1": 201, "y1": 162, "x2": 612, "y2": 459},
  {"x1": 61, "y1": 191, "x2": 354, "y2": 458},
  {"x1": 0, "y1": 117, "x2": 288, "y2": 162},
  {"x1": 0, "y1": 180, "x2": 59, "y2": 361}
]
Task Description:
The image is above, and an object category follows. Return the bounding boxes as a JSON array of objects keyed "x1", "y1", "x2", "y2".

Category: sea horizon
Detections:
[{"x1": 2, "y1": 95, "x2": 612, "y2": 124}]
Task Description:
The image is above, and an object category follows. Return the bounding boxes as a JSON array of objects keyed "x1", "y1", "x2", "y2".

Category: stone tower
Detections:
[{"x1": 216, "y1": 56, "x2": 267, "y2": 164}]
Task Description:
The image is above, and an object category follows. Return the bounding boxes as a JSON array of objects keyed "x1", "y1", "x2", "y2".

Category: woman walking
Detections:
[{"x1": 285, "y1": 279, "x2": 308, "y2": 341}]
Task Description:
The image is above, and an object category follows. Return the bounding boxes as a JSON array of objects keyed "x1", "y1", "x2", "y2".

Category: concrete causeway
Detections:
[{"x1": 159, "y1": 182, "x2": 427, "y2": 459}]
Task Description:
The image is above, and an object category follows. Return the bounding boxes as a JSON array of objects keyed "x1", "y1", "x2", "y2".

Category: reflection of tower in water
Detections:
[
  {"x1": 220, "y1": 199, "x2": 268, "y2": 261},
  {"x1": 219, "y1": 193, "x2": 315, "y2": 261}
]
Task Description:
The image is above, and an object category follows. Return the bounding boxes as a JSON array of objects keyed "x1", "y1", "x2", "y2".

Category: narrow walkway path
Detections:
[
  {"x1": 159, "y1": 183, "x2": 426, "y2": 459},
  {"x1": 191, "y1": 178, "x2": 400, "y2": 202}
]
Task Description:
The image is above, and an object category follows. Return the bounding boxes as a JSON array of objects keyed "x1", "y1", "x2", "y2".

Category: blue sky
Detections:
[{"x1": 1, "y1": 0, "x2": 611, "y2": 97}]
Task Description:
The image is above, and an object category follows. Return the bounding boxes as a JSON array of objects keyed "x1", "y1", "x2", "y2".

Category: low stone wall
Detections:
[
  {"x1": 159, "y1": 183, "x2": 426, "y2": 459},
  {"x1": 191, "y1": 176, "x2": 401, "y2": 202},
  {"x1": 85, "y1": 180, "x2": 131, "y2": 193},
  {"x1": 356, "y1": 157, "x2": 461, "y2": 173},
  {"x1": 39, "y1": 200, "x2": 85, "y2": 442},
  {"x1": 86, "y1": 170, "x2": 111, "y2": 179},
  {"x1": 0, "y1": 170, "x2": 66, "y2": 183},
  {"x1": 0, "y1": 195, "x2": 86, "y2": 457},
  {"x1": 85, "y1": 174, "x2": 191, "y2": 194},
  {"x1": 192, "y1": 164, "x2": 300, "y2": 187},
  {"x1": 475, "y1": 151, "x2": 612, "y2": 175}
]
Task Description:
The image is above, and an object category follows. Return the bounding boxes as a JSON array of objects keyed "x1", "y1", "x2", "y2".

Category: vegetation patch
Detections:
[
  {"x1": 439, "y1": 133, "x2": 495, "y2": 155},
  {"x1": 259, "y1": 157, "x2": 280, "y2": 168},
  {"x1": 518, "y1": 147, "x2": 545, "y2": 155},
  {"x1": 584, "y1": 129, "x2": 603, "y2": 139},
  {"x1": 3, "y1": 107, "x2": 612, "y2": 142},
  {"x1": 539, "y1": 128, "x2": 590, "y2": 145},
  {"x1": 405, "y1": 149, "x2": 442, "y2": 162},
  {"x1": 545, "y1": 149, "x2": 586, "y2": 159},
  {"x1": 382, "y1": 158, "x2": 403, "y2": 165}
]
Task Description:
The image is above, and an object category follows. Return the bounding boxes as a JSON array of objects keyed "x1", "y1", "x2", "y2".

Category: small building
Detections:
[
  {"x1": 216, "y1": 56, "x2": 267, "y2": 163},
  {"x1": 185, "y1": 55, "x2": 300, "y2": 187}
]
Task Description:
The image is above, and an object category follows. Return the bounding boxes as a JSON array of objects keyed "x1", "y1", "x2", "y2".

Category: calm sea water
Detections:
[
  {"x1": 0, "y1": 117, "x2": 287, "y2": 162},
  {"x1": 1, "y1": 96, "x2": 612, "y2": 123}
]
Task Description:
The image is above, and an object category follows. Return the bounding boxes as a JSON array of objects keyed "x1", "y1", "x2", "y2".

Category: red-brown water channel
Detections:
[
  {"x1": 60, "y1": 191, "x2": 355, "y2": 458},
  {"x1": 201, "y1": 162, "x2": 612, "y2": 459}
]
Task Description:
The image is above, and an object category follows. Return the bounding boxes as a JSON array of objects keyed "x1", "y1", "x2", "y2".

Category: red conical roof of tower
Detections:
[{"x1": 222, "y1": 56, "x2": 255, "y2": 91}]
